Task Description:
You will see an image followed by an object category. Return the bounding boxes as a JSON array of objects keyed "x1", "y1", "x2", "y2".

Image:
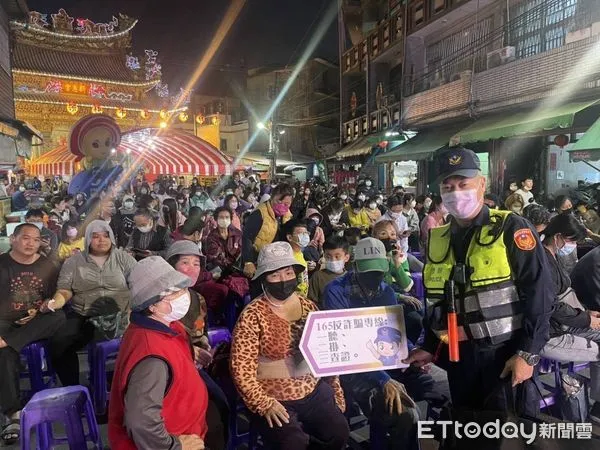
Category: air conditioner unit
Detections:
[{"x1": 486, "y1": 46, "x2": 516, "y2": 70}]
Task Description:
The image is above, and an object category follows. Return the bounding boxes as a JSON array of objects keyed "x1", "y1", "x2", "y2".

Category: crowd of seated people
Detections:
[{"x1": 1, "y1": 170, "x2": 600, "y2": 448}]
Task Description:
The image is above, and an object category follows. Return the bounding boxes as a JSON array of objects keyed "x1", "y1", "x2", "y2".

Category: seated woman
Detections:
[
  {"x1": 166, "y1": 240, "x2": 230, "y2": 450},
  {"x1": 204, "y1": 206, "x2": 242, "y2": 271},
  {"x1": 230, "y1": 242, "x2": 349, "y2": 450},
  {"x1": 108, "y1": 256, "x2": 208, "y2": 450},
  {"x1": 45, "y1": 220, "x2": 137, "y2": 386},
  {"x1": 538, "y1": 214, "x2": 600, "y2": 422}
]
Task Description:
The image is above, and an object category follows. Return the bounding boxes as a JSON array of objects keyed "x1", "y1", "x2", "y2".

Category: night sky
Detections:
[{"x1": 26, "y1": 0, "x2": 339, "y2": 92}]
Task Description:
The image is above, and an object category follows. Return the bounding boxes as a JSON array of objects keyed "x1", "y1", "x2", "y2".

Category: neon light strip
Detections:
[
  {"x1": 14, "y1": 97, "x2": 187, "y2": 114},
  {"x1": 11, "y1": 19, "x2": 138, "y2": 40},
  {"x1": 12, "y1": 69, "x2": 159, "y2": 87}
]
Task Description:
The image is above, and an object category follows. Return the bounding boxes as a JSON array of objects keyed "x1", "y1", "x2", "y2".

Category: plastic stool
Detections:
[
  {"x1": 20, "y1": 340, "x2": 56, "y2": 399},
  {"x1": 410, "y1": 272, "x2": 425, "y2": 301},
  {"x1": 208, "y1": 327, "x2": 232, "y2": 347},
  {"x1": 20, "y1": 385, "x2": 102, "y2": 450},
  {"x1": 87, "y1": 338, "x2": 121, "y2": 416}
]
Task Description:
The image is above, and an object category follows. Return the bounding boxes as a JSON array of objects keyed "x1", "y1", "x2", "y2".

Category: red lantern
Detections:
[{"x1": 554, "y1": 134, "x2": 569, "y2": 148}]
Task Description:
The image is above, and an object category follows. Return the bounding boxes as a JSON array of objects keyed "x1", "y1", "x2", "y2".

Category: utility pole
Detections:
[{"x1": 337, "y1": 0, "x2": 345, "y2": 149}]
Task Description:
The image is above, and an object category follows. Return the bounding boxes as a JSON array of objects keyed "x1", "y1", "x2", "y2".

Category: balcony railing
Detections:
[
  {"x1": 342, "y1": 0, "x2": 470, "y2": 74},
  {"x1": 343, "y1": 100, "x2": 402, "y2": 144}
]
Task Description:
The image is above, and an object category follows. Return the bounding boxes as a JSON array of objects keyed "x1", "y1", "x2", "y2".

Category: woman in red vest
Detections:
[{"x1": 108, "y1": 256, "x2": 208, "y2": 450}]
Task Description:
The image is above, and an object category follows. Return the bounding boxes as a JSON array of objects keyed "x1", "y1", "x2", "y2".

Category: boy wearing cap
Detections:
[
  {"x1": 323, "y1": 237, "x2": 433, "y2": 450},
  {"x1": 109, "y1": 256, "x2": 208, "y2": 450},
  {"x1": 405, "y1": 147, "x2": 553, "y2": 419}
]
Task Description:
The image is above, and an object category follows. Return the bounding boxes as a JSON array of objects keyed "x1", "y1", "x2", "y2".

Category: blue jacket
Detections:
[{"x1": 322, "y1": 271, "x2": 399, "y2": 388}]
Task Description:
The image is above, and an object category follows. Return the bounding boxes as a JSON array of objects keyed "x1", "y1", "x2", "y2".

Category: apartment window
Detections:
[
  {"x1": 510, "y1": 0, "x2": 578, "y2": 59},
  {"x1": 220, "y1": 138, "x2": 228, "y2": 152}
]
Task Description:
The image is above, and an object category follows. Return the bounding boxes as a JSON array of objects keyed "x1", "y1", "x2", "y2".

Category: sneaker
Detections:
[{"x1": 589, "y1": 402, "x2": 600, "y2": 425}]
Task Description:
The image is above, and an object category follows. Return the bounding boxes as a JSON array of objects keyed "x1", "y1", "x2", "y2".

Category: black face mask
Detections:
[
  {"x1": 263, "y1": 278, "x2": 298, "y2": 301},
  {"x1": 379, "y1": 238, "x2": 395, "y2": 253},
  {"x1": 561, "y1": 208, "x2": 573, "y2": 216},
  {"x1": 356, "y1": 271, "x2": 385, "y2": 292}
]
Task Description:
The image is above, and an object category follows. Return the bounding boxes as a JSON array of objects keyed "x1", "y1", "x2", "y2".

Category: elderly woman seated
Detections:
[
  {"x1": 109, "y1": 256, "x2": 208, "y2": 450},
  {"x1": 44, "y1": 220, "x2": 137, "y2": 386},
  {"x1": 230, "y1": 241, "x2": 350, "y2": 450}
]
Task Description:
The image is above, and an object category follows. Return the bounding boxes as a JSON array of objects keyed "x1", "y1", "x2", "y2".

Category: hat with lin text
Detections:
[{"x1": 354, "y1": 238, "x2": 389, "y2": 273}]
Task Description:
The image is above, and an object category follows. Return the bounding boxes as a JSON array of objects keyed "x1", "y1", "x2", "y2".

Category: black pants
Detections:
[
  {"x1": 49, "y1": 311, "x2": 96, "y2": 386},
  {"x1": 0, "y1": 312, "x2": 66, "y2": 415},
  {"x1": 199, "y1": 369, "x2": 230, "y2": 450},
  {"x1": 342, "y1": 366, "x2": 433, "y2": 450},
  {"x1": 256, "y1": 381, "x2": 349, "y2": 450},
  {"x1": 439, "y1": 340, "x2": 539, "y2": 417}
]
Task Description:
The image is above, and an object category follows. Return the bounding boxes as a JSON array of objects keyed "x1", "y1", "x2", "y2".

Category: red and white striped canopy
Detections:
[
  {"x1": 29, "y1": 129, "x2": 233, "y2": 177},
  {"x1": 28, "y1": 143, "x2": 79, "y2": 176}
]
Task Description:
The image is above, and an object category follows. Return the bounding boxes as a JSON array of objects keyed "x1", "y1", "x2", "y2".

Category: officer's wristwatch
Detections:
[{"x1": 516, "y1": 350, "x2": 541, "y2": 366}]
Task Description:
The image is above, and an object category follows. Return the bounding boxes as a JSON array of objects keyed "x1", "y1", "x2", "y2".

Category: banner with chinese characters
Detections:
[{"x1": 300, "y1": 305, "x2": 408, "y2": 377}]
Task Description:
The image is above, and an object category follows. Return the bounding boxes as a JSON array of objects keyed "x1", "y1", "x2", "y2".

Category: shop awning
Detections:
[
  {"x1": 336, "y1": 137, "x2": 374, "y2": 159},
  {"x1": 376, "y1": 123, "x2": 465, "y2": 163},
  {"x1": 450, "y1": 100, "x2": 599, "y2": 145},
  {"x1": 28, "y1": 129, "x2": 233, "y2": 176},
  {"x1": 568, "y1": 116, "x2": 600, "y2": 162}
]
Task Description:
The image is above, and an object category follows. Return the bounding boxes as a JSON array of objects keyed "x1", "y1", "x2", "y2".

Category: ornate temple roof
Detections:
[
  {"x1": 13, "y1": 43, "x2": 141, "y2": 83},
  {"x1": 10, "y1": 9, "x2": 156, "y2": 85}
]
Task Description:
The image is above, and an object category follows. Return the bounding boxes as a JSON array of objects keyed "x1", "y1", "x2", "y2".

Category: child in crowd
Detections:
[
  {"x1": 307, "y1": 236, "x2": 350, "y2": 306},
  {"x1": 283, "y1": 219, "x2": 311, "y2": 296},
  {"x1": 57, "y1": 221, "x2": 85, "y2": 262}
]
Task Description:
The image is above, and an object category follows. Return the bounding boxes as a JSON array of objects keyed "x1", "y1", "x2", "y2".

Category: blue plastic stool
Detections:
[
  {"x1": 20, "y1": 340, "x2": 56, "y2": 399},
  {"x1": 20, "y1": 385, "x2": 102, "y2": 450},
  {"x1": 208, "y1": 327, "x2": 232, "y2": 347},
  {"x1": 87, "y1": 338, "x2": 121, "y2": 416},
  {"x1": 410, "y1": 272, "x2": 425, "y2": 301}
]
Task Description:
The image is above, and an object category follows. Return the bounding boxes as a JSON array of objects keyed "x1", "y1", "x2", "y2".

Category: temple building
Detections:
[{"x1": 10, "y1": 8, "x2": 186, "y2": 155}]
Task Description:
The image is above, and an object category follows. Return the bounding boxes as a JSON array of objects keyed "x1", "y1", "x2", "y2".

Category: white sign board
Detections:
[{"x1": 300, "y1": 305, "x2": 408, "y2": 377}]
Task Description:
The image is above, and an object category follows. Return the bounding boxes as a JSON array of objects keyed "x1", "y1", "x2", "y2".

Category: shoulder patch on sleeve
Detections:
[{"x1": 513, "y1": 228, "x2": 536, "y2": 251}]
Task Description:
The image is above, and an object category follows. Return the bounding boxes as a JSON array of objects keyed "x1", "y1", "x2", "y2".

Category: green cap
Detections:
[{"x1": 354, "y1": 237, "x2": 389, "y2": 273}]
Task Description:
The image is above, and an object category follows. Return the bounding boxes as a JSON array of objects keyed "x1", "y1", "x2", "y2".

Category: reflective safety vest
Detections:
[{"x1": 423, "y1": 209, "x2": 523, "y2": 346}]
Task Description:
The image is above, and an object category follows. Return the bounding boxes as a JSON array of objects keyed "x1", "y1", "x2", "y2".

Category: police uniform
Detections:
[{"x1": 422, "y1": 148, "x2": 554, "y2": 411}]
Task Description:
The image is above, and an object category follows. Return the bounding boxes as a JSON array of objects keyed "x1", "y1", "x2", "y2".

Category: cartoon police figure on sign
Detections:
[
  {"x1": 367, "y1": 326, "x2": 404, "y2": 366},
  {"x1": 67, "y1": 114, "x2": 124, "y2": 197}
]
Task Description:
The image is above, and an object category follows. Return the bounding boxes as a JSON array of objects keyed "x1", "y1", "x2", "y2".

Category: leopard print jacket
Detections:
[{"x1": 230, "y1": 295, "x2": 345, "y2": 415}]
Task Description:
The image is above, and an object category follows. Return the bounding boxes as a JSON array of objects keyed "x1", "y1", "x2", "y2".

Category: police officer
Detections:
[{"x1": 403, "y1": 147, "x2": 554, "y2": 413}]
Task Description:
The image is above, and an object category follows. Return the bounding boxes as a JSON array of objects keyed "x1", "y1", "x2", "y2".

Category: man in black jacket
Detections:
[{"x1": 571, "y1": 246, "x2": 600, "y2": 311}]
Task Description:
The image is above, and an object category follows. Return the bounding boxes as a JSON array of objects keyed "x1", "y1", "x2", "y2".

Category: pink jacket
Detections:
[{"x1": 305, "y1": 208, "x2": 325, "y2": 250}]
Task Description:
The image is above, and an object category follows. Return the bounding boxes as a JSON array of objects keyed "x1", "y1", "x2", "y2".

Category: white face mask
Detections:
[
  {"x1": 30, "y1": 222, "x2": 43, "y2": 230},
  {"x1": 157, "y1": 291, "x2": 191, "y2": 322},
  {"x1": 297, "y1": 233, "x2": 310, "y2": 249},
  {"x1": 365, "y1": 181, "x2": 372, "y2": 187},
  {"x1": 137, "y1": 224, "x2": 152, "y2": 233},
  {"x1": 358, "y1": 194, "x2": 366, "y2": 201},
  {"x1": 340, "y1": 194, "x2": 348, "y2": 200},
  {"x1": 19, "y1": 186, "x2": 26, "y2": 192},
  {"x1": 441, "y1": 189, "x2": 481, "y2": 220},
  {"x1": 326, "y1": 260, "x2": 346, "y2": 274},
  {"x1": 368, "y1": 202, "x2": 377, "y2": 210},
  {"x1": 557, "y1": 240, "x2": 577, "y2": 257},
  {"x1": 218, "y1": 218, "x2": 231, "y2": 228},
  {"x1": 124, "y1": 201, "x2": 134, "y2": 209}
]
